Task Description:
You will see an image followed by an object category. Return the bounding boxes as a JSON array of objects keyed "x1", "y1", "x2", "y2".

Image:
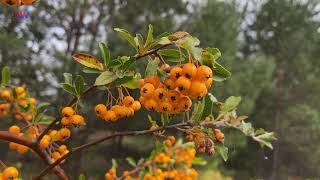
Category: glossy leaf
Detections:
[
  {"x1": 72, "y1": 53, "x2": 104, "y2": 71},
  {"x1": 60, "y1": 83, "x2": 77, "y2": 96},
  {"x1": 99, "y1": 42, "x2": 110, "y2": 67},
  {"x1": 145, "y1": 58, "x2": 160, "y2": 77},
  {"x1": 94, "y1": 71, "x2": 117, "y2": 86},
  {"x1": 74, "y1": 75, "x2": 85, "y2": 95},
  {"x1": 1, "y1": 66, "x2": 10, "y2": 85},
  {"x1": 212, "y1": 62, "x2": 231, "y2": 82},
  {"x1": 114, "y1": 28, "x2": 138, "y2": 51}
]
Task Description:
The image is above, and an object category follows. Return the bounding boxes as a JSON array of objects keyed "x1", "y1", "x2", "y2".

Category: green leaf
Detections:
[
  {"x1": 158, "y1": 49, "x2": 185, "y2": 62},
  {"x1": 63, "y1": 73, "x2": 72, "y2": 84},
  {"x1": 37, "y1": 117, "x2": 55, "y2": 125},
  {"x1": 82, "y1": 67, "x2": 102, "y2": 74},
  {"x1": 126, "y1": 157, "x2": 137, "y2": 167},
  {"x1": 191, "y1": 102, "x2": 205, "y2": 122},
  {"x1": 36, "y1": 102, "x2": 50, "y2": 111},
  {"x1": 200, "y1": 48, "x2": 221, "y2": 67},
  {"x1": 256, "y1": 132, "x2": 276, "y2": 141},
  {"x1": 257, "y1": 139, "x2": 274, "y2": 149},
  {"x1": 223, "y1": 96, "x2": 241, "y2": 112},
  {"x1": 74, "y1": 75, "x2": 85, "y2": 95},
  {"x1": 201, "y1": 95, "x2": 214, "y2": 119},
  {"x1": 145, "y1": 58, "x2": 160, "y2": 77},
  {"x1": 158, "y1": 37, "x2": 171, "y2": 45},
  {"x1": 177, "y1": 36, "x2": 201, "y2": 60},
  {"x1": 120, "y1": 57, "x2": 135, "y2": 72},
  {"x1": 135, "y1": 33, "x2": 144, "y2": 47},
  {"x1": 122, "y1": 73, "x2": 141, "y2": 89},
  {"x1": 145, "y1": 24, "x2": 154, "y2": 48},
  {"x1": 78, "y1": 174, "x2": 86, "y2": 180},
  {"x1": 60, "y1": 83, "x2": 77, "y2": 96},
  {"x1": 94, "y1": 71, "x2": 117, "y2": 86},
  {"x1": 241, "y1": 122, "x2": 255, "y2": 135},
  {"x1": 192, "y1": 157, "x2": 207, "y2": 166},
  {"x1": 112, "y1": 159, "x2": 117, "y2": 169},
  {"x1": 114, "y1": 28, "x2": 138, "y2": 51},
  {"x1": 215, "y1": 144, "x2": 228, "y2": 161},
  {"x1": 1, "y1": 66, "x2": 10, "y2": 85},
  {"x1": 212, "y1": 62, "x2": 231, "y2": 82},
  {"x1": 161, "y1": 113, "x2": 169, "y2": 126},
  {"x1": 99, "y1": 42, "x2": 110, "y2": 67},
  {"x1": 208, "y1": 93, "x2": 218, "y2": 103}
]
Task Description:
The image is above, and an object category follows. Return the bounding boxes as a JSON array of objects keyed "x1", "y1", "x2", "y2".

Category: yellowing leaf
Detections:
[{"x1": 72, "y1": 53, "x2": 104, "y2": 71}]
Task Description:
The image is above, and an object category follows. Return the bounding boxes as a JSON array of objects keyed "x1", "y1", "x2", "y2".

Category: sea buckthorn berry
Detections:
[
  {"x1": 169, "y1": 66, "x2": 182, "y2": 80},
  {"x1": 62, "y1": 107, "x2": 75, "y2": 117},
  {"x1": 176, "y1": 76, "x2": 191, "y2": 92},
  {"x1": 140, "y1": 83, "x2": 155, "y2": 98},
  {"x1": 154, "y1": 88, "x2": 167, "y2": 101},
  {"x1": 196, "y1": 65, "x2": 213, "y2": 81},
  {"x1": 214, "y1": 129, "x2": 225, "y2": 144},
  {"x1": 2, "y1": 167, "x2": 19, "y2": 180},
  {"x1": 61, "y1": 117, "x2": 72, "y2": 126},
  {"x1": 1, "y1": 90, "x2": 11, "y2": 98},
  {"x1": 95, "y1": 104, "x2": 107, "y2": 116},
  {"x1": 167, "y1": 90, "x2": 181, "y2": 103},
  {"x1": 164, "y1": 79, "x2": 176, "y2": 90},
  {"x1": 49, "y1": 130, "x2": 58, "y2": 139},
  {"x1": 40, "y1": 139, "x2": 50, "y2": 148},
  {"x1": 8, "y1": 125, "x2": 20, "y2": 135},
  {"x1": 131, "y1": 101, "x2": 141, "y2": 111},
  {"x1": 71, "y1": 114, "x2": 85, "y2": 126},
  {"x1": 15, "y1": 86, "x2": 25, "y2": 95},
  {"x1": 123, "y1": 96, "x2": 135, "y2": 107},
  {"x1": 167, "y1": 136, "x2": 175, "y2": 143},
  {"x1": 57, "y1": 128, "x2": 71, "y2": 140},
  {"x1": 144, "y1": 99, "x2": 158, "y2": 111},
  {"x1": 177, "y1": 96, "x2": 192, "y2": 112},
  {"x1": 144, "y1": 75, "x2": 161, "y2": 88},
  {"x1": 182, "y1": 63, "x2": 197, "y2": 79},
  {"x1": 102, "y1": 110, "x2": 117, "y2": 121},
  {"x1": 58, "y1": 145, "x2": 67, "y2": 153},
  {"x1": 17, "y1": 145, "x2": 28, "y2": 154},
  {"x1": 159, "y1": 101, "x2": 173, "y2": 112},
  {"x1": 29, "y1": 97, "x2": 37, "y2": 105},
  {"x1": 189, "y1": 81, "x2": 207, "y2": 99},
  {"x1": 205, "y1": 78, "x2": 213, "y2": 88}
]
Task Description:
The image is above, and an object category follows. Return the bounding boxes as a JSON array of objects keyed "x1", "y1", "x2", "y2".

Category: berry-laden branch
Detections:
[
  {"x1": 0, "y1": 131, "x2": 68, "y2": 180},
  {"x1": 35, "y1": 120, "x2": 225, "y2": 179}
]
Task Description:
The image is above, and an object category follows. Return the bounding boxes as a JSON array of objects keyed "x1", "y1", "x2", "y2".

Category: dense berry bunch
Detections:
[
  {"x1": 139, "y1": 64, "x2": 213, "y2": 114},
  {"x1": 0, "y1": 86, "x2": 37, "y2": 121},
  {"x1": 50, "y1": 145, "x2": 69, "y2": 163},
  {"x1": 95, "y1": 95, "x2": 141, "y2": 122},
  {"x1": 60, "y1": 106, "x2": 85, "y2": 127},
  {"x1": 0, "y1": 166, "x2": 19, "y2": 180},
  {"x1": 105, "y1": 137, "x2": 198, "y2": 180},
  {"x1": 8, "y1": 125, "x2": 40, "y2": 154}
]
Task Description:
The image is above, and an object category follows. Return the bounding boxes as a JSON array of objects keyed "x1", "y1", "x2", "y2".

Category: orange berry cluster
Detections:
[
  {"x1": 95, "y1": 96, "x2": 141, "y2": 122},
  {"x1": 214, "y1": 129, "x2": 225, "y2": 144},
  {"x1": 139, "y1": 64, "x2": 213, "y2": 114},
  {"x1": 107, "y1": 138, "x2": 199, "y2": 180},
  {"x1": 60, "y1": 107, "x2": 85, "y2": 127},
  {"x1": 50, "y1": 145, "x2": 69, "y2": 164},
  {"x1": 0, "y1": 86, "x2": 37, "y2": 121},
  {"x1": 0, "y1": 166, "x2": 19, "y2": 180},
  {"x1": 186, "y1": 130, "x2": 215, "y2": 155},
  {"x1": 105, "y1": 168, "x2": 116, "y2": 180},
  {"x1": 8, "y1": 125, "x2": 40, "y2": 154}
]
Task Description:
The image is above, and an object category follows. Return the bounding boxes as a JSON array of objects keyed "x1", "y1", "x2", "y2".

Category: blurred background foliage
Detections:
[{"x1": 0, "y1": 0, "x2": 320, "y2": 179}]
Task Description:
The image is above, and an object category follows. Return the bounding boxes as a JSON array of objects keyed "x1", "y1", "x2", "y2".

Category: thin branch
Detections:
[{"x1": 134, "y1": 43, "x2": 172, "y2": 59}]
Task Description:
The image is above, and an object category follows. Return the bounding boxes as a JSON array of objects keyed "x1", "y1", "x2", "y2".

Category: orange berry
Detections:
[
  {"x1": 0, "y1": 103, "x2": 9, "y2": 111},
  {"x1": 177, "y1": 96, "x2": 192, "y2": 112},
  {"x1": 1, "y1": 90, "x2": 11, "y2": 98},
  {"x1": 131, "y1": 101, "x2": 141, "y2": 111},
  {"x1": 9, "y1": 142, "x2": 18, "y2": 150},
  {"x1": 164, "y1": 139, "x2": 172, "y2": 147},
  {"x1": 62, "y1": 107, "x2": 74, "y2": 117},
  {"x1": 71, "y1": 114, "x2": 85, "y2": 126},
  {"x1": 2, "y1": 167, "x2": 19, "y2": 179},
  {"x1": 25, "y1": 114, "x2": 33, "y2": 121},
  {"x1": 189, "y1": 81, "x2": 207, "y2": 99},
  {"x1": 58, "y1": 145, "x2": 68, "y2": 153},
  {"x1": 102, "y1": 110, "x2": 117, "y2": 121},
  {"x1": 154, "y1": 88, "x2": 167, "y2": 101},
  {"x1": 182, "y1": 63, "x2": 197, "y2": 79},
  {"x1": 139, "y1": 79, "x2": 145, "y2": 88},
  {"x1": 61, "y1": 117, "x2": 72, "y2": 126},
  {"x1": 29, "y1": 97, "x2": 37, "y2": 105},
  {"x1": 123, "y1": 96, "x2": 135, "y2": 107},
  {"x1": 57, "y1": 128, "x2": 71, "y2": 140},
  {"x1": 14, "y1": 113, "x2": 23, "y2": 121},
  {"x1": 51, "y1": 152, "x2": 61, "y2": 159},
  {"x1": 167, "y1": 136, "x2": 175, "y2": 143},
  {"x1": 8, "y1": 125, "x2": 20, "y2": 135},
  {"x1": 169, "y1": 67, "x2": 182, "y2": 80},
  {"x1": 144, "y1": 99, "x2": 158, "y2": 111},
  {"x1": 17, "y1": 145, "x2": 28, "y2": 154},
  {"x1": 139, "y1": 96, "x2": 146, "y2": 104},
  {"x1": 49, "y1": 130, "x2": 58, "y2": 139},
  {"x1": 159, "y1": 101, "x2": 173, "y2": 113},
  {"x1": 144, "y1": 75, "x2": 161, "y2": 88},
  {"x1": 176, "y1": 76, "x2": 191, "y2": 92},
  {"x1": 15, "y1": 86, "x2": 25, "y2": 95},
  {"x1": 95, "y1": 104, "x2": 107, "y2": 116},
  {"x1": 167, "y1": 90, "x2": 181, "y2": 103},
  {"x1": 140, "y1": 83, "x2": 155, "y2": 98},
  {"x1": 40, "y1": 139, "x2": 50, "y2": 148},
  {"x1": 197, "y1": 146, "x2": 205, "y2": 153},
  {"x1": 164, "y1": 79, "x2": 176, "y2": 90},
  {"x1": 196, "y1": 65, "x2": 213, "y2": 81},
  {"x1": 205, "y1": 78, "x2": 213, "y2": 88}
]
